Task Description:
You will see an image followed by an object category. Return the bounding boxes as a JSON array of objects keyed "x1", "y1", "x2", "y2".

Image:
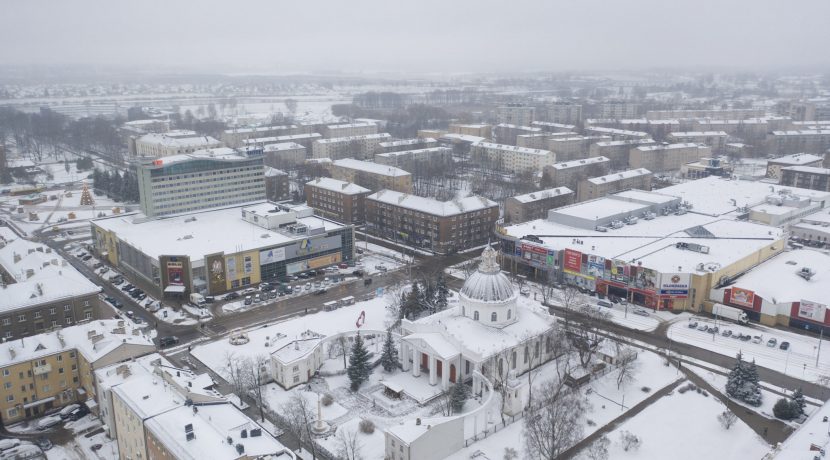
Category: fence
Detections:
[{"x1": 464, "y1": 411, "x2": 525, "y2": 447}]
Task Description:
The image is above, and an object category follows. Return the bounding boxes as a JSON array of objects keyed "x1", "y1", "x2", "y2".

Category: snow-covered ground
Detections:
[
  {"x1": 668, "y1": 319, "x2": 830, "y2": 383},
  {"x1": 317, "y1": 417, "x2": 386, "y2": 460}
]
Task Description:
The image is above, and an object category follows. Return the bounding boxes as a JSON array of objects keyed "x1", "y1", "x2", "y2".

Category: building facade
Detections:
[
  {"x1": 321, "y1": 122, "x2": 379, "y2": 138},
  {"x1": 781, "y1": 166, "x2": 830, "y2": 192},
  {"x1": 264, "y1": 167, "x2": 291, "y2": 201},
  {"x1": 469, "y1": 142, "x2": 556, "y2": 174},
  {"x1": 329, "y1": 158, "x2": 413, "y2": 193},
  {"x1": 495, "y1": 105, "x2": 535, "y2": 126},
  {"x1": 311, "y1": 133, "x2": 392, "y2": 160},
  {"x1": 543, "y1": 156, "x2": 611, "y2": 192},
  {"x1": 304, "y1": 178, "x2": 371, "y2": 224},
  {"x1": 134, "y1": 132, "x2": 223, "y2": 158},
  {"x1": 504, "y1": 187, "x2": 575, "y2": 223},
  {"x1": 628, "y1": 143, "x2": 711, "y2": 172},
  {"x1": 766, "y1": 153, "x2": 825, "y2": 180},
  {"x1": 577, "y1": 169, "x2": 653, "y2": 202}
]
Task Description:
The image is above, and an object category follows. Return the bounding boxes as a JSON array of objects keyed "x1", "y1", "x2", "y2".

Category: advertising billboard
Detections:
[
  {"x1": 730, "y1": 287, "x2": 755, "y2": 307},
  {"x1": 659, "y1": 273, "x2": 690, "y2": 297},
  {"x1": 243, "y1": 255, "x2": 254, "y2": 274},
  {"x1": 521, "y1": 243, "x2": 555, "y2": 268},
  {"x1": 587, "y1": 255, "x2": 605, "y2": 278},
  {"x1": 260, "y1": 247, "x2": 286, "y2": 265},
  {"x1": 226, "y1": 256, "x2": 237, "y2": 280},
  {"x1": 159, "y1": 255, "x2": 190, "y2": 293},
  {"x1": 206, "y1": 253, "x2": 226, "y2": 294},
  {"x1": 798, "y1": 300, "x2": 827, "y2": 322},
  {"x1": 609, "y1": 260, "x2": 628, "y2": 283},
  {"x1": 633, "y1": 267, "x2": 658, "y2": 291},
  {"x1": 166, "y1": 260, "x2": 184, "y2": 286},
  {"x1": 563, "y1": 249, "x2": 582, "y2": 273}
]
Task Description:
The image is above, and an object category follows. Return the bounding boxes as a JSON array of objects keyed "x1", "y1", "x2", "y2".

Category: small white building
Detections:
[{"x1": 270, "y1": 331, "x2": 324, "y2": 389}]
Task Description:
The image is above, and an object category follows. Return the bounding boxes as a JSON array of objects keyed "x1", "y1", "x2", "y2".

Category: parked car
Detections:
[
  {"x1": 68, "y1": 405, "x2": 89, "y2": 421},
  {"x1": 597, "y1": 299, "x2": 612, "y2": 308},
  {"x1": 35, "y1": 438, "x2": 52, "y2": 451},
  {"x1": 59, "y1": 404, "x2": 80, "y2": 419},
  {"x1": 633, "y1": 308, "x2": 650, "y2": 317},
  {"x1": 159, "y1": 336, "x2": 180, "y2": 348},
  {"x1": 780, "y1": 341, "x2": 790, "y2": 350},
  {"x1": 92, "y1": 262, "x2": 103, "y2": 269},
  {"x1": 709, "y1": 326, "x2": 719, "y2": 334},
  {"x1": 314, "y1": 288, "x2": 327, "y2": 295},
  {"x1": 204, "y1": 296, "x2": 215, "y2": 303},
  {"x1": 0, "y1": 444, "x2": 42, "y2": 459},
  {"x1": 721, "y1": 330, "x2": 732, "y2": 337},
  {"x1": 90, "y1": 444, "x2": 103, "y2": 452},
  {"x1": 0, "y1": 439, "x2": 21, "y2": 452},
  {"x1": 36, "y1": 415, "x2": 63, "y2": 430},
  {"x1": 224, "y1": 292, "x2": 240, "y2": 301},
  {"x1": 364, "y1": 278, "x2": 373, "y2": 286},
  {"x1": 697, "y1": 324, "x2": 708, "y2": 331},
  {"x1": 751, "y1": 335, "x2": 763, "y2": 344},
  {"x1": 687, "y1": 321, "x2": 699, "y2": 329},
  {"x1": 244, "y1": 296, "x2": 252, "y2": 306},
  {"x1": 136, "y1": 293, "x2": 146, "y2": 301},
  {"x1": 125, "y1": 310, "x2": 134, "y2": 318},
  {"x1": 520, "y1": 286, "x2": 531, "y2": 297},
  {"x1": 82, "y1": 255, "x2": 92, "y2": 261},
  {"x1": 767, "y1": 338, "x2": 778, "y2": 348},
  {"x1": 740, "y1": 334, "x2": 752, "y2": 342},
  {"x1": 304, "y1": 283, "x2": 311, "y2": 291}
]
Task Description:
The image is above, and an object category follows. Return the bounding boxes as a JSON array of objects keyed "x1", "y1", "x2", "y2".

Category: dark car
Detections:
[
  {"x1": 68, "y1": 405, "x2": 90, "y2": 421},
  {"x1": 224, "y1": 292, "x2": 240, "y2": 301},
  {"x1": 204, "y1": 296, "x2": 215, "y2": 303},
  {"x1": 112, "y1": 300, "x2": 123, "y2": 309},
  {"x1": 159, "y1": 336, "x2": 180, "y2": 348},
  {"x1": 91, "y1": 444, "x2": 103, "y2": 451},
  {"x1": 35, "y1": 437, "x2": 53, "y2": 451},
  {"x1": 780, "y1": 341, "x2": 790, "y2": 350},
  {"x1": 136, "y1": 293, "x2": 146, "y2": 301},
  {"x1": 314, "y1": 288, "x2": 327, "y2": 295},
  {"x1": 364, "y1": 278, "x2": 373, "y2": 286},
  {"x1": 104, "y1": 296, "x2": 117, "y2": 305},
  {"x1": 352, "y1": 270, "x2": 364, "y2": 277}
]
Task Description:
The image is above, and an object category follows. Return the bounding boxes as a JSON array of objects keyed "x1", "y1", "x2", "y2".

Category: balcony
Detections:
[{"x1": 33, "y1": 363, "x2": 52, "y2": 375}]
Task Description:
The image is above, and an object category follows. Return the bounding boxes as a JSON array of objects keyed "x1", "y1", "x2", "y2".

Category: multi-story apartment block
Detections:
[
  {"x1": 543, "y1": 103, "x2": 582, "y2": 125},
  {"x1": 134, "y1": 131, "x2": 223, "y2": 158},
  {"x1": 548, "y1": 135, "x2": 612, "y2": 162},
  {"x1": 781, "y1": 101, "x2": 817, "y2": 122},
  {"x1": 504, "y1": 187, "x2": 575, "y2": 223},
  {"x1": 321, "y1": 122, "x2": 379, "y2": 138},
  {"x1": 767, "y1": 130, "x2": 830, "y2": 156},
  {"x1": 517, "y1": 132, "x2": 577, "y2": 149},
  {"x1": 311, "y1": 133, "x2": 392, "y2": 160},
  {"x1": 243, "y1": 132, "x2": 322, "y2": 150},
  {"x1": 448, "y1": 124, "x2": 492, "y2": 139},
  {"x1": 221, "y1": 124, "x2": 310, "y2": 148},
  {"x1": 646, "y1": 108, "x2": 766, "y2": 120},
  {"x1": 584, "y1": 126, "x2": 650, "y2": 141},
  {"x1": 577, "y1": 169, "x2": 653, "y2": 202},
  {"x1": 470, "y1": 142, "x2": 556, "y2": 173},
  {"x1": 377, "y1": 137, "x2": 438, "y2": 153},
  {"x1": 329, "y1": 158, "x2": 413, "y2": 193},
  {"x1": 374, "y1": 147, "x2": 453, "y2": 170},
  {"x1": 629, "y1": 143, "x2": 711, "y2": 173},
  {"x1": 0, "y1": 319, "x2": 154, "y2": 425},
  {"x1": 305, "y1": 177, "x2": 371, "y2": 224},
  {"x1": 588, "y1": 139, "x2": 656, "y2": 170},
  {"x1": 137, "y1": 148, "x2": 266, "y2": 217},
  {"x1": 543, "y1": 156, "x2": 611, "y2": 191},
  {"x1": 766, "y1": 153, "x2": 825, "y2": 180},
  {"x1": 260, "y1": 141, "x2": 307, "y2": 168},
  {"x1": 531, "y1": 121, "x2": 577, "y2": 133},
  {"x1": 693, "y1": 118, "x2": 787, "y2": 140},
  {"x1": 365, "y1": 190, "x2": 498, "y2": 254},
  {"x1": 0, "y1": 229, "x2": 101, "y2": 342},
  {"x1": 598, "y1": 102, "x2": 640, "y2": 120},
  {"x1": 493, "y1": 124, "x2": 542, "y2": 145},
  {"x1": 667, "y1": 131, "x2": 729, "y2": 153},
  {"x1": 496, "y1": 105, "x2": 535, "y2": 126},
  {"x1": 264, "y1": 167, "x2": 291, "y2": 201}
]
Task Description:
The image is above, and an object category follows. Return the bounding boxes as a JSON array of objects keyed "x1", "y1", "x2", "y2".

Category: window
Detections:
[
  {"x1": 49, "y1": 308, "x2": 56, "y2": 315},
  {"x1": 511, "y1": 351, "x2": 517, "y2": 369},
  {"x1": 3, "y1": 382, "x2": 10, "y2": 389},
  {"x1": 507, "y1": 309, "x2": 511, "y2": 320},
  {"x1": 293, "y1": 375, "x2": 300, "y2": 383},
  {"x1": 473, "y1": 311, "x2": 479, "y2": 321},
  {"x1": 491, "y1": 312, "x2": 497, "y2": 322},
  {"x1": 84, "y1": 312, "x2": 92, "y2": 320},
  {"x1": 34, "y1": 311, "x2": 42, "y2": 319},
  {"x1": 2, "y1": 318, "x2": 9, "y2": 326},
  {"x1": 2, "y1": 369, "x2": 8, "y2": 377},
  {"x1": 59, "y1": 368, "x2": 64, "y2": 374},
  {"x1": 524, "y1": 347, "x2": 529, "y2": 364},
  {"x1": 57, "y1": 355, "x2": 62, "y2": 362},
  {"x1": 6, "y1": 395, "x2": 12, "y2": 402},
  {"x1": 7, "y1": 408, "x2": 17, "y2": 418},
  {"x1": 18, "y1": 314, "x2": 26, "y2": 322},
  {"x1": 64, "y1": 305, "x2": 70, "y2": 311}
]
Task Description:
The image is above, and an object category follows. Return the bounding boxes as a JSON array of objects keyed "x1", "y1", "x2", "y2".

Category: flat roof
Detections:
[
  {"x1": 670, "y1": 131, "x2": 729, "y2": 137},
  {"x1": 315, "y1": 133, "x2": 391, "y2": 144},
  {"x1": 511, "y1": 187, "x2": 574, "y2": 203},
  {"x1": 475, "y1": 142, "x2": 552, "y2": 156},
  {"x1": 730, "y1": 249, "x2": 830, "y2": 305},
  {"x1": 136, "y1": 133, "x2": 220, "y2": 148},
  {"x1": 367, "y1": 190, "x2": 496, "y2": 216},
  {"x1": 586, "y1": 168, "x2": 651, "y2": 185},
  {"x1": 768, "y1": 153, "x2": 825, "y2": 165},
  {"x1": 375, "y1": 147, "x2": 451, "y2": 159},
  {"x1": 222, "y1": 124, "x2": 296, "y2": 134},
  {"x1": 262, "y1": 142, "x2": 305, "y2": 151},
  {"x1": 378, "y1": 138, "x2": 436, "y2": 147},
  {"x1": 614, "y1": 189, "x2": 678, "y2": 204},
  {"x1": 141, "y1": 148, "x2": 243, "y2": 166},
  {"x1": 635, "y1": 143, "x2": 704, "y2": 151},
  {"x1": 550, "y1": 156, "x2": 610, "y2": 170},
  {"x1": 332, "y1": 158, "x2": 410, "y2": 177}
]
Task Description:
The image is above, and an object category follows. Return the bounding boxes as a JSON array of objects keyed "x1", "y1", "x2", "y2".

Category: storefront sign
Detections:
[
  {"x1": 730, "y1": 287, "x2": 755, "y2": 307},
  {"x1": 659, "y1": 273, "x2": 690, "y2": 297},
  {"x1": 587, "y1": 255, "x2": 605, "y2": 278},
  {"x1": 166, "y1": 260, "x2": 183, "y2": 286},
  {"x1": 260, "y1": 247, "x2": 286, "y2": 265},
  {"x1": 633, "y1": 267, "x2": 658, "y2": 291},
  {"x1": 798, "y1": 300, "x2": 827, "y2": 322},
  {"x1": 243, "y1": 255, "x2": 254, "y2": 274},
  {"x1": 609, "y1": 259, "x2": 628, "y2": 283},
  {"x1": 205, "y1": 253, "x2": 226, "y2": 294},
  {"x1": 564, "y1": 249, "x2": 582, "y2": 273}
]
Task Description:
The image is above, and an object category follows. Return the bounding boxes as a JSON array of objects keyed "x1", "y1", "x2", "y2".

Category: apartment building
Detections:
[
  {"x1": 365, "y1": 190, "x2": 498, "y2": 254},
  {"x1": 667, "y1": 131, "x2": 729, "y2": 153},
  {"x1": 646, "y1": 108, "x2": 766, "y2": 120},
  {"x1": 311, "y1": 133, "x2": 392, "y2": 160},
  {"x1": 264, "y1": 167, "x2": 290, "y2": 201},
  {"x1": 767, "y1": 153, "x2": 825, "y2": 180},
  {"x1": 548, "y1": 135, "x2": 611, "y2": 163},
  {"x1": 221, "y1": 124, "x2": 310, "y2": 148},
  {"x1": 321, "y1": 122, "x2": 379, "y2": 138},
  {"x1": 543, "y1": 103, "x2": 582, "y2": 125},
  {"x1": 588, "y1": 139, "x2": 656, "y2": 170},
  {"x1": 496, "y1": 105, "x2": 535, "y2": 126},
  {"x1": 584, "y1": 126, "x2": 650, "y2": 141},
  {"x1": 261, "y1": 141, "x2": 307, "y2": 168},
  {"x1": 305, "y1": 177, "x2": 371, "y2": 224},
  {"x1": 0, "y1": 319, "x2": 154, "y2": 425},
  {"x1": 329, "y1": 158, "x2": 413, "y2": 193},
  {"x1": 121, "y1": 120, "x2": 171, "y2": 155},
  {"x1": 0, "y1": 228, "x2": 101, "y2": 341},
  {"x1": 377, "y1": 137, "x2": 438, "y2": 154},
  {"x1": 629, "y1": 143, "x2": 711, "y2": 173},
  {"x1": 517, "y1": 132, "x2": 577, "y2": 150},
  {"x1": 469, "y1": 142, "x2": 556, "y2": 173},
  {"x1": 531, "y1": 121, "x2": 577, "y2": 133},
  {"x1": 766, "y1": 130, "x2": 830, "y2": 156},
  {"x1": 448, "y1": 124, "x2": 492, "y2": 139},
  {"x1": 543, "y1": 156, "x2": 611, "y2": 191},
  {"x1": 693, "y1": 118, "x2": 785, "y2": 140},
  {"x1": 137, "y1": 148, "x2": 265, "y2": 217},
  {"x1": 134, "y1": 131, "x2": 223, "y2": 158},
  {"x1": 374, "y1": 147, "x2": 453, "y2": 170},
  {"x1": 577, "y1": 169, "x2": 653, "y2": 202},
  {"x1": 243, "y1": 132, "x2": 322, "y2": 151},
  {"x1": 493, "y1": 123, "x2": 542, "y2": 145},
  {"x1": 598, "y1": 102, "x2": 640, "y2": 119},
  {"x1": 681, "y1": 158, "x2": 732, "y2": 179},
  {"x1": 504, "y1": 187, "x2": 575, "y2": 223}
]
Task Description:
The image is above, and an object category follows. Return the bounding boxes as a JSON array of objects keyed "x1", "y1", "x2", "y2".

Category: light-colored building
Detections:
[
  {"x1": 259, "y1": 141, "x2": 307, "y2": 168},
  {"x1": 374, "y1": 147, "x2": 453, "y2": 170},
  {"x1": 766, "y1": 130, "x2": 830, "y2": 156},
  {"x1": 516, "y1": 132, "x2": 577, "y2": 150},
  {"x1": 448, "y1": 124, "x2": 491, "y2": 139},
  {"x1": 329, "y1": 158, "x2": 413, "y2": 193},
  {"x1": 693, "y1": 118, "x2": 787, "y2": 141},
  {"x1": 531, "y1": 121, "x2": 577, "y2": 133},
  {"x1": 221, "y1": 124, "x2": 309, "y2": 148},
  {"x1": 493, "y1": 123, "x2": 541, "y2": 145},
  {"x1": 304, "y1": 177, "x2": 371, "y2": 224},
  {"x1": 134, "y1": 132, "x2": 223, "y2": 158},
  {"x1": 543, "y1": 156, "x2": 611, "y2": 191},
  {"x1": 137, "y1": 148, "x2": 265, "y2": 218},
  {"x1": 470, "y1": 142, "x2": 556, "y2": 174},
  {"x1": 668, "y1": 131, "x2": 729, "y2": 153},
  {"x1": 543, "y1": 103, "x2": 582, "y2": 125},
  {"x1": 495, "y1": 105, "x2": 535, "y2": 126},
  {"x1": 766, "y1": 153, "x2": 825, "y2": 180},
  {"x1": 584, "y1": 126, "x2": 650, "y2": 141},
  {"x1": 505, "y1": 187, "x2": 575, "y2": 223},
  {"x1": 598, "y1": 102, "x2": 640, "y2": 120},
  {"x1": 0, "y1": 319, "x2": 154, "y2": 425},
  {"x1": 243, "y1": 132, "x2": 322, "y2": 150},
  {"x1": 548, "y1": 135, "x2": 611, "y2": 163},
  {"x1": 646, "y1": 108, "x2": 767, "y2": 120},
  {"x1": 628, "y1": 143, "x2": 711, "y2": 172},
  {"x1": 270, "y1": 331, "x2": 324, "y2": 390},
  {"x1": 588, "y1": 139, "x2": 656, "y2": 170},
  {"x1": 311, "y1": 133, "x2": 392, "y2": 160},
  {"x1": 321, "y1": 122, "x2": 379, "y2": 138},
  {"x1": 577, "y1": 169, "x2": 653, "y2": 202},
  {"x1": 681, "y1": 157, "x2": 732, "y2": 179},
  {"x1": 377, "y1": 137, "x2": 438, "y2": 153}
]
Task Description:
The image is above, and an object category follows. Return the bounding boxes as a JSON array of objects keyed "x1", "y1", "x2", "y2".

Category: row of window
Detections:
[{"x1": 1, "y1": 303, "x2": 85, "y2": 326}]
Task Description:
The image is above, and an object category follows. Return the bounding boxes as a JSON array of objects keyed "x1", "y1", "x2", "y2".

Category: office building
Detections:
[{"x1": 264, "y1": 167, "x2": 291, "y2": 201}]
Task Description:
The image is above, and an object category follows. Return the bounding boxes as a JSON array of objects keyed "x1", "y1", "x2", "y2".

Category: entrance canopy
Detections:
[{"x1": 164, "y1": 285, "x2": 186, "y2": 293}]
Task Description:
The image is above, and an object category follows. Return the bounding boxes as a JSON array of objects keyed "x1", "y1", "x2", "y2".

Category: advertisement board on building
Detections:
[
  {"x1": 633, "y1": 267, "x2": 658, "y2": 291},
  {"x1": 159, "y1": 255, "x2": 190, "y2": 293},
  {"x1": 659, "y1": 273, "x2": 690, "y2": 297},
  {"x1": 521, "y1": 242, "x2": 554, "y2": 268},
  {"x1": 564, "y1": 249, "x2": 582, "y2": 273},
  {"x1": 205, "y1": 253, "x2": 226, "y2": 294},
  {"x1": 609, "y1": 260, "x2": 628, "y2": 283},
  {"x1": 226, "y1": 256, "x2": 237, "y2": 280},
  {"x1": 798, "y1": 300, "x2": 827, "y2": 322},
  {"x1": 243, "y1": 255, "x2": 254, "y2": 274},
  {"x1": 260, "y1": 247, "x2": 286, "y2": 265},
  {"x1": 166, "y1": 260, "x2": 184, "y2": 286},
  {"x1": 586, "y1": 255, "x2": 605, "y2": 278},
  {"x1": 730, "y1": 287, "x2": 755, "y2": 307}
]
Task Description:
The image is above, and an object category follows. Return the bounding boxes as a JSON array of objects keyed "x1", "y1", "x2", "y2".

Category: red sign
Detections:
[
  {"x1": 521, "y1": 243, "x2": 547, "y2": 255},
  {"x1": 564, "y1": 249, "x2": 582, "y2": 273},
  {"x1": 730, "y1": 287, "x2": 755, "y2": 307},
  {"x1": 355, "y1": 310, "x2": 365, "y2": 328}
]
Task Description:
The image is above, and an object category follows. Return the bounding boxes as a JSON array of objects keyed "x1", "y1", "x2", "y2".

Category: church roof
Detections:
[{"x1": 459, "y1": 246, "x2": 515, "y2": 303}]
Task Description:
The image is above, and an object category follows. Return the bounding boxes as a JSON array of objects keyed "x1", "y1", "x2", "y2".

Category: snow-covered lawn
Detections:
[
  {"x1": 318, "y1": 417, "x2": 386, "y2": 460},
  {"x1": 577, "y1": 390, "x2": 770, "y2": 460},
  {"x1": 668, "y1": 319, "x2": 830, "y2": 383}
]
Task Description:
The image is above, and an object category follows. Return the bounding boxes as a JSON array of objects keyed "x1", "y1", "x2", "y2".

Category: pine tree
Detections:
[
  {"x1": 773, "y1": 398, "x2": 796, "y2": 420},
  {"x1": 347, "y1": 333, "x2": 372, "y2": 391},
  {"x1": 725, "y1": 353, "x2": 746, "y2": 399},
  {"x1": 791, "y1": 388, "x2": 806, "y2": 416},
  {"x1": 436, "y1": 273, "x2": 449, "y2": 312},
  {"x1": 403, "y1": 282, "x2": 422, "y2": 319},
  {"x1": 450, "y1": 382, "x2": 470, "y2": 414},
  {"x1": 380, "y1": 330, "x2": 399, "y2": 372},
  {"x1": 743, "y1": 359, "x2": 762, "y2": 407}
]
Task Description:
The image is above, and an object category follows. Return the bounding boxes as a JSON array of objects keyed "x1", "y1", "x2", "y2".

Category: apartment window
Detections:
[
  {"x1": 49, "y1": 308, "x2": 56, "y2": 315},
  {"x1": 1, "y1": 318, "x2": 9, "y2": 326},
  {"x1": 69, "y1": 351, "x2": 75, "y2": 358},
  {"x1": 293, "y1": 375, "x2": 299, "y2": 383},
  {"x1": 57, "y1": 354, "x2": 62, "y2": 362},
  {"x1": 64, "y1": 305, "x2": 70, "y2": 312},
  {"x1": 34, "y1": 311, "x2": 42, "y2": 319},
  {"x1": 3, "y1": 332, "x2": 10, "y2": 339},
  {"x1": 7, "y1": 408, "x2": 17, "y2": 418},
  {"x1": 59, "y1": 368, "x2": 64, "y2": 374},
  {"x1": 42, "y1": 385, "x2": 50, "y2": 393},
  {"x1": 2, "y1": 369, "x2": 8, "y2": 377},
  {"x1": 84, "y1": 312, "x2": 93, "y2": 320},
  {"x1": 6, "y1": 395, "x2": 13, "y2": 402},
  {"x1": 18, "y1": 314, "x2": 26, "y2": 322},
  {"x1": 3, "y1": 382, "x2": 10, "y2": 389}
]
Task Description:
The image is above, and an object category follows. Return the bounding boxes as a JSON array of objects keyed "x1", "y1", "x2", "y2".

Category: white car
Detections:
[
  {"x1": 520, "y1": 286, "x2": 530, "y2": 296},
  {"x1": 36, "y1": 414, "x2": 63, "y2": 430},
  {"x1": 0, "y1": 443, "x2": 41, "y2": 459},
  {"x1": 0, "y1": 439, "x2": 21, "y2": 452},
  {"x1": 59, "y1": 403, "x2": 80, "y2": 419}
]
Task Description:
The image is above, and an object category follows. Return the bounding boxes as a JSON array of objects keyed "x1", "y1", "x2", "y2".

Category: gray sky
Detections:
[{"x1": 3, "y1": 0, "x2": 829, "y2": 74}]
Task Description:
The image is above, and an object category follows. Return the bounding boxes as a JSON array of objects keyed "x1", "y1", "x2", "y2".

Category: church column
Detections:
[
  {"x1": 401, "y1": 342, "x2": 410, "y2": 372},
  {"x1": 412, "y1": 347, "x2": 420, "y2": 377},
  {"x1": 472, "y1": 363, "x2": 482, "y2": 395},
  {"x1": 441, "y1": 358, "x2": 450, "y2": 390},
  {"x1": 429, "y1": 355, "x2": 437, "y2": 386}
]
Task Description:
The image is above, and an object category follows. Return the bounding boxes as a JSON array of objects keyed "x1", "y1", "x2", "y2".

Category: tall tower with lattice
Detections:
[{"x1": 79, "y1": 180, "x2": 94, "y2": 206}]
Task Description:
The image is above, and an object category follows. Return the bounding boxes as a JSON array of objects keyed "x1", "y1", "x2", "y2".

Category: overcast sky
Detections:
[{"x1": 3, "y1": 0, "x2": 829, "y2": 75}]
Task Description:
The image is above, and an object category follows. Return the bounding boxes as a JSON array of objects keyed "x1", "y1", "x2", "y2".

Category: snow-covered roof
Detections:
[
  {"x1": 439, "y1": 133, "x2": 487, "y2": 143},
  {"x1": 262, "y1": 142, "x2": 305, "y2": 152},
  {"x1": 388, "y1": 416, "x2": 454, "y2": 444},
  {"x1": 495, "y1": 123, "x2": 541, "y2": 132},
  {"x1": 242, "y1": 133, "x2": 321, "y2": 145},
  {"x1": 378, "y1": 138, "x2": 436, "y2": 148},
  {"x1": 731, "y1": 249, "x2": 830, "y2": 305},
  {"x1": 332, "y1": 158, "x2": 410, "y2": 177},
  {"x1": 669, "y1": 131, "x2": 728, "y2": 137},
  {"x1": 326, "y1": 122, "x2": 377, "y2": 129},
  {"x1": 375, "y1": 147, "x2": 451, "y2": 159},
  {"x1": 781, "y1": 166, "x2": 830, "y2": 175},
  {"x1": 768, "y1": 153, "x2": 825, "y2": 165},
  {"x1": 531, "y1": 121, "x2": 576, "y2": 130},
  {"x1": 549, "y1": 156, "x2": 610, "y2": 171},
  {"x1": 112, "y1": 374, "x2": 186, "y2": 420},
  {"x1": 586, "y1": 127, "x2": 650, "y2": 137},
  {"x1": 0, "y1": 228, "x2": 100, "y2": 313},
  {"x1": 305, "y1": 177, "x2": 370, "y2": 195},
  {"x1": 510, "y1": 187, "x2": 574, "y2": 203},
  {"x1": 136, "y1": 133, "x2": 220, "y2": 148},
  {"x1": 594, "y1": 139, "x2": 657, "y2": 148},
  {"x1": 222, "y1": 124, "x2": 296, "y2": 135},
  {"x1": 143, "y1": 148, "x2": 243, "y2": 166},
  {"x1": 272, "y1": 336, "x2": 322, "y2": 364},
  {"x1": 264, "y1": 167, "x2": 287, "y2": 177},
  {"x1": 0, "y1": 319, "x2": 154, "y2": 368},
  {"x1": 614, "y1": 189, "x2": 678, "y2": 205},
  {"x1": 634, "y1": 143, "x2": 705, "y2": 152},
  {"x1": 315, "y1": 133, "x2": 391, "y2": 144},
  {"x1": 586, "y1": 168, "x2": 652, "y2": 185},
  {"x1": 474, "y1": 142, "x2": 552, "y2": 156},
  {"x1": 367, "y1": 190, "x2": 496, "y2": 216},
  {"x1": 459, "y1": 247, "x2": 516, "y2": 304}
]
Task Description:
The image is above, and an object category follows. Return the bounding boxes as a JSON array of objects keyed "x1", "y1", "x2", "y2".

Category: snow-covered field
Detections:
[{"x1": 668, "y1": 319, "x2": 830, "y2": 383}]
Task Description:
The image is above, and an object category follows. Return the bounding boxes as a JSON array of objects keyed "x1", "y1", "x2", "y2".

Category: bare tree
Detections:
[
  {"x1": 584, "y1": 435, "x2": 610, "y2": 460},
  {"x1": 328, "y1": 336, "x2": 350, "y2": 370},
  {"x1": 284, "y1": 98, "x2": 299, "y2": 116},
  {"x1": 335, "y1": 425, "x2": 363, "y2": 460},
  {"x1": 614, "y1": 347, "x2": 639, "y2": 390},
  {"x1": 222, "y1": 351, "x2": 247, "y2": 396},
  {"x1": 566, "y1": 305, "x2": 611, "y2": 369},
  {"x1": 523, "y1": 378, "x2": 587, "y2": 460},
  {"x1": 717, "y1": 410, "x2": 738, "y2": 430},
  {"x1": 281, "y1": 393, "x2": 319, "y2": 460},
  {"x1": 619, "y1": 431, "x2": 641, "y2": 452},
  {"x1": 242, "y1": 355, "x2": 270, "y2": 422}
]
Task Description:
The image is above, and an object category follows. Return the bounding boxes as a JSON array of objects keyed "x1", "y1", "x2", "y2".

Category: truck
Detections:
[
  {"x1": 189, "y1": 293, "x2": 206, "y2": 306},
  {"x1": 712, "y1": 303, "x2": 749, "y2": 325}
]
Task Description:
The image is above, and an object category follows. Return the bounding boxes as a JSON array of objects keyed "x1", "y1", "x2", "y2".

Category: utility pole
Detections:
[{"x1": 817, "y1": 327, "x2": 824, "y2": 368}]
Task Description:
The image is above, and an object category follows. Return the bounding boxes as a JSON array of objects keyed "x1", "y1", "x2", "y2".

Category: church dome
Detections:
[{"x1": 460, "y1": 246, "x2": 515, "y2": 303}]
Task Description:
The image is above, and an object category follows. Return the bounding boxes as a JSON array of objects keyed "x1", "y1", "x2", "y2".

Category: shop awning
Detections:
[{"x1": 164, "y1": 285, "x2": 186, "y2": 293}]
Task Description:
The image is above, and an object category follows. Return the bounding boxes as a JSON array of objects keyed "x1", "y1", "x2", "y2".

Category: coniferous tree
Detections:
[
  {"x1": 435, "y1": 273, "x2": 449, "y2": 312},
  {"x1": 347, "y1": 333, "x2": 372, "y2": 391},
  {"x1": 791, "y1": 388, "x2": 806, "y2": 416},
  {"x1": 725, "y1": 353, "x2": 746, "y2": 399},
  {"x1": 726, "y1": 353, "x2": 762, "y2": 407},
  {"x1": 379, "y1": 330, "x2": 399, "y2": 372},
  {"x1": 450, "y1": 382, "x2": 470, "y2": 414}
]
